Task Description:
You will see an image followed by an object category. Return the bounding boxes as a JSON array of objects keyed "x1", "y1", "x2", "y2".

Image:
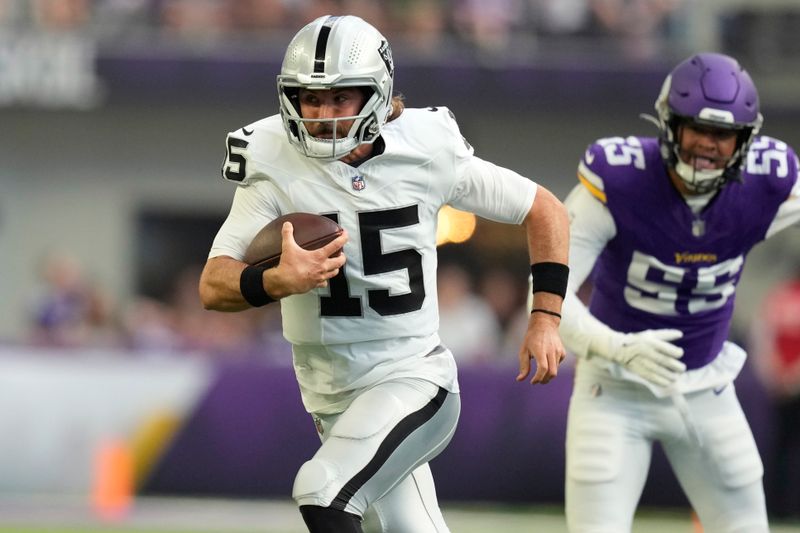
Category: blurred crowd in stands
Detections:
[
  {"x1": 0, "y1": 0, "x2": 687, "y2": 61},
  {"x1": 26, "y1": 252, "x2": 287, "y2": 361},
  {"x1": 26, "y1": 251, "x2": 532, "y2": 366},
  {"x1": 749, "y1": 270, "x2": 800, "y2": 519}
]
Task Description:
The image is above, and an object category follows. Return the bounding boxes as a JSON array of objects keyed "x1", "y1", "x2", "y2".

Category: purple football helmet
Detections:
[{"x1": 654, "y1": 53, "x2": 763, "y2": 193}]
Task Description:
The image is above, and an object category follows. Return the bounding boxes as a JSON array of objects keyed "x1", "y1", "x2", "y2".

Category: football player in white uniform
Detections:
[
  {"x1": 559, "y1": 53, "x2": 800, "y2": 532},
  {"x1": 199, "y1": 15, "x2": 570, "y2": 533}
]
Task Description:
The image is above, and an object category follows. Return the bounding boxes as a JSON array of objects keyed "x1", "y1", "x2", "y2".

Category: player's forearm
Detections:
[
  {"x1": 199, "y1": 255, "x2": 252, "y2": 312},
  {"x1": 525, "y1": 187, "x2": 569, "y2": 313},
  {"x1": 526, "y1": 186, "x2": 569, "y2": 266}
]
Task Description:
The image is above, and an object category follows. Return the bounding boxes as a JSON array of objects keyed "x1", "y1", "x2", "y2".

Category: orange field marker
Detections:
[
  {"x1": 691, "y1": 510, "x2": 703, "y2": 533},
  {"x1": 91, "y1": 438, "x2": 135, "y2": 521}
]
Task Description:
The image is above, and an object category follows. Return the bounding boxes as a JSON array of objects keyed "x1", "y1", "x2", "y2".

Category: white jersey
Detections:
[{"x1": 210, "y1": 107, "x2": 537, "y2": 413}]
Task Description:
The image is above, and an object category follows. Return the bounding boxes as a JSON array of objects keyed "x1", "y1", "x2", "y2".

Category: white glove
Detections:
[{"x1": 590, "y1": 329, "x2": 686, "y2": 387}]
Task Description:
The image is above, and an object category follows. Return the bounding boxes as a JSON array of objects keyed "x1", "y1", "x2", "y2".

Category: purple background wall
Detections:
[{"x1": 143, "y1": 359, "x2": 774, "y2": 509}]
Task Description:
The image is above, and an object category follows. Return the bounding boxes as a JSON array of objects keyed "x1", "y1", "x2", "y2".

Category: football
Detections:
[{"x1": 243, "y1": 212, "x2": 343, "y2": 268}]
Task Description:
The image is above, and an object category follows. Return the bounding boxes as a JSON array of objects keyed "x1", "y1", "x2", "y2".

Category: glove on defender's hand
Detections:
[{"x1": 590, "y1": 329, "x2": 686, "y2": 387}]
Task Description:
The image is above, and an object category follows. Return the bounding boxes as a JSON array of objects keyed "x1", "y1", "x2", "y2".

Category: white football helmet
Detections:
[{"x1": 277, "y1": 15, "x2": 394, "y2": 160}]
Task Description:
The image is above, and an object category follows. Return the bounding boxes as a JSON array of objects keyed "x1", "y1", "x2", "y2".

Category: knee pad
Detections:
[
  {"x1": 567, "y1": 412, "x2": 624, "y2": 483},
  {"x1": 705, "y1": 415, "x2": 763, "y2": 489},
  {"x1": 293, "y1": 458, "x2": 340, "y2": 506}
]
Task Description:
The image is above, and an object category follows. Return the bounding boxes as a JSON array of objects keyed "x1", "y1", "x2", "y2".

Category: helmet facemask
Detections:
[
  {"x1": 278, "y1": 81, "x2": 386, "y2": 160},
  {"x1": 665, "y1": 116, "x2": 754, "y2": 194}
]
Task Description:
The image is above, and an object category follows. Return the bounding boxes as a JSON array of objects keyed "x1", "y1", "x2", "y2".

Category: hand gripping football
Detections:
[{"x1": 243, "y1": 213, "x2": 343, "y2": 268}]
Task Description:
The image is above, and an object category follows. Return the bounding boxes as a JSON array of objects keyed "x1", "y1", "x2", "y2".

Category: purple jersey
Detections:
[{"x1": 580, "y1": 135, "x2": 798, "y2": 369}]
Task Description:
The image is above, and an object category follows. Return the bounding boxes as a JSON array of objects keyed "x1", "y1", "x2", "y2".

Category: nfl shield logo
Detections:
[{"x1": 352, "y1": 175, "x2": 366, "y2": 191}]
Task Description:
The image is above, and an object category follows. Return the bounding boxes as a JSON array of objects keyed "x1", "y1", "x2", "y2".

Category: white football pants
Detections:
[
  {"x1": 292, "y1": 377, "x2": 460, "y2": 532},
  {"x1": 566, "y1": 359, "x2": 768, "y2": 533}
]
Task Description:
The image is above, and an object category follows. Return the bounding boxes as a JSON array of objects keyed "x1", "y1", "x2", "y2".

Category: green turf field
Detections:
[{"x1": 0, "y1": 498, "x2": 797, "y2": 533}]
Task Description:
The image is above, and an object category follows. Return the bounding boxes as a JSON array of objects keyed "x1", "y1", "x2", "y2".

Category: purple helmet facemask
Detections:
[{"x1": 652, "y1": 53, "x2": 763, "y2": 193}]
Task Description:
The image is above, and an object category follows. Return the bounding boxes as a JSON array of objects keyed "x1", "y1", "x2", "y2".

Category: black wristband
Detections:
[
  {"x1": 240, "y1": 264, "x2": 276, "y2": 307},
  {"x1": 531, "y1": 308, "x2": 562, "y2": 319},
  {"x1": 530, "y1": 262, "x2": 569, "y2": 298}
]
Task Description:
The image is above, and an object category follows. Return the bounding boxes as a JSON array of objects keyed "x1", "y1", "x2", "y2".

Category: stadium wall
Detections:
[{"x1": 0, "y1": 346, "x2": 774, "y2": 508}]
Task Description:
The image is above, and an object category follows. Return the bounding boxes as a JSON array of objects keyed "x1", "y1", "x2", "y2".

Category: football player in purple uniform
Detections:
[
  {"x1": 199, "y1": 15, "x2": 570, "y2": 533},
  {"x1": 559, "y1": 52, "x2": 800, "y2": 532}
]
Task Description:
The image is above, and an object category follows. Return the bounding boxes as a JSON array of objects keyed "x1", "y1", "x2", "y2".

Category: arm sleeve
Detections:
[
  {"x1": 449, "y1": 156, "x2": 538, "y2": 225},
  {"x1": 559, "y1": 183, "x2": 618, "y2": 358},
  {"x1": 208, "y1": 180, "x2": 282, "y2": 260}
]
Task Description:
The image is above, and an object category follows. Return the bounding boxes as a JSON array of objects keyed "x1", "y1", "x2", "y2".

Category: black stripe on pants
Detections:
[{"x1": 330, "y1": 386, "x2": 448, "y2": 511}]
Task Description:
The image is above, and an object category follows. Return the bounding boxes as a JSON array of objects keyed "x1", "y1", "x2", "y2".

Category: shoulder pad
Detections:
[
  {"x1": 577, "y1": 142, "x2": 608, "y2": 204},
  {"x1": 390, "y1": 106, "x2": 473, "y2": 157},
  {"x1": 221, "y1": 132, "x2": 251, "y2": 183},
  {"x1": 576, "y1": 136, "x2": 657, "y2": 204},
  {"x1": 436, "y1": 106, "x2": 473, "y2": 154},
  {"x1": 219, "y1": 116, "x2": 285, "y2": 184},
  {"x1": 745, "y1": 136, "x2": 798, "y2": 186}
]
